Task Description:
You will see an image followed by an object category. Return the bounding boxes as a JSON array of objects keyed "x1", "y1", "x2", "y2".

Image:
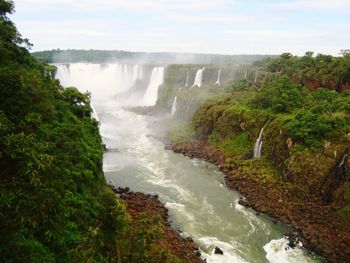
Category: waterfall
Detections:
[
  {"x1": 55, "y1": 63, "x2": 148, "y2": 105},
  {"x1": 91, "y1": 103, "x2": 99, "y2": 122},
  {"x1": 141, "y1": 67, "x2": 165, "y2": 106},
  {"x1": 192, "y1": 68, "x2": 205, "y2": 87},
  {"x1": 244, "y1": 71, "x2": 247, "y2": 79},
  {"x1": 55, "y1": 64, "x2": 71, "y2": 87},
  {"x1": 254, "y1": 71, "x2": 258, "y2": 83},
  {"x1": 185, "y1": 71, "x2": 190, "y2": 88},
  {"x1": 215, "y1": 69, "x2": 221, "y2": 85},
  {"x1": 132, "y1": 64, "x2": 144, "y2": 85},
  {"x1": 339, "y1": 154, "x2": 348, "y2": 167},
  {"x1": 171, "y1": 96, "x2": 177, "y2": 116},
  {"x1": 254, "y1": 128, "x2": 264, "y2": 158}
]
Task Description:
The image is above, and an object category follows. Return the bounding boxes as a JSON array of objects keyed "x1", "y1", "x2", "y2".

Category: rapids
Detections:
[{"x1": 55, "y1": 63, "x2": 321, "y2": 263}]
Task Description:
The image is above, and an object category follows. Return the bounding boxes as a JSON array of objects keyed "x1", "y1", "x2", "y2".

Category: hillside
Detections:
[
  {"x1": 0, "y1": 1, "x2": 199, "y2": 262},
  {"x1": 165, "y1": 55, "x2": 350, "y2": 262}
]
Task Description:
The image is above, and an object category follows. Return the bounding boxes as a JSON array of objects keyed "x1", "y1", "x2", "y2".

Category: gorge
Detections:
[{"x1": 55, "y1": 63, "x2": 324, "y2": 263}]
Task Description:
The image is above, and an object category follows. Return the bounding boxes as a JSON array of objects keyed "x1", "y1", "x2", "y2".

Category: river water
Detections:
[{"x1": 56, "y1": 63, "x2": 321, "y2": 263}]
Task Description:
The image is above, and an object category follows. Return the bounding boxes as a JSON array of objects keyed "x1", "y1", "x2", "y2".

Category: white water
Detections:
[
  {"x1": 254, "y1": 71, "x2": 258, "y2": 83},
  {"x1": 55, "y1": 63, "x2": 164, "y2": 106},
  {"x1": 55, "y1": 64, "x2": 321, "y2": 263},
  {"x1": 215, "y1": 69, "x2": 221, "y2": 85},
  {"x1": 185, "y1": 71, "x2": 190, "y2": 88},
  {"x1": 171, "y1": 96, "x2": 177, "y2": 116},
  {"x1": 254, "y1": 128, "x2": 264, "y2": 158},
  {"x1": 264, "y1": 239, "x2": 314, "y2": 263},
  {"x1": 91, "y1": 103, "x2": 99, "y2": 121},
  {"x1": 244, "y1": 71, "x2": 248, "y2": 79},
  {"x1": 338, "y1": 154, "x2": 348, "y2": 167},
  {"x1": 193, "y1": 68, "x2": 205, "y2": 87},
  {"x1": 141, "y1": 67, "x2": 165, "y2": 106}
]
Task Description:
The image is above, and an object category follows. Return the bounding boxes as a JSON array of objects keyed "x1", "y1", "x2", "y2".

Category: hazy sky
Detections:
[{"x1": 11, "y1": 0, "x2": 350, "y2": 55}]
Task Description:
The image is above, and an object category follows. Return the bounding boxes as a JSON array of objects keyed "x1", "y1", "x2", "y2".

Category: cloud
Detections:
[
  {"x1": 272, "y1": 0, "x2": 350, "y2": 12},
  {"x1": 165, "y1": 14, "x2": 253, "y2": 24},
  {"x1": 10, "y1": 0, "x2": 349, "y2": 55},
  {"x1": 15, "y1": 0, "x2": 233, "y2": 13}
]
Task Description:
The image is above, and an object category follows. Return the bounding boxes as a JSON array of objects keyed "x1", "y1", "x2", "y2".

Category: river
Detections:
[{"x1": 56, "y1": 63, "x2": 321, "y2": 263}]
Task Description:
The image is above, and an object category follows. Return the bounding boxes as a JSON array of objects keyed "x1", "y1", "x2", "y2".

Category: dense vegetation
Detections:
[
  {"x1": 259, "y1": 52, "x2": 350, "y2": 91},
  {"x1": 0, "y1": 1, "x2": 184, "y2": 262},
  {"x1": 166, "y1": 53, "x2": 350, "y2": 261},
  {"x1": 33, "y1": 49, "x2": 276, "y2": 64},
  {"x1": 183, "y1": 56, "x2": 350, "y2": 207}
]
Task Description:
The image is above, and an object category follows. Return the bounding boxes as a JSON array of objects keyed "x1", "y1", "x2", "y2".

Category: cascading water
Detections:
[
  {"x1": 91, "y1": 103, "x2": 99, "y2": 122},
  {"x1": 55, "y1": 64, "x2": 71, "y2": 86},
  {"x1": 339, "y1": 154, "x2": 348, "y2": 167},
  {"x1": 215, "y1": 69, "x2": 221, "y2": 85},
  {"x1": 171, "y1": 96, "x2": 177, "y2": 116},
  {"x1": 254, "y1": 71, "x2": 258, "y2": 83},
  {"x1": 244, "y1": 71, "x2": 248, "y2": 79},
  {"x1": 141, "y1": 67, "x2": 165, "y2": 106},
  {"x1": 254, "y1": 128, "x2": 264, "y2": 158},
  {"x1": 193, "y1": 68, "x2": 205, "y2": 87},
  {"x1": 55, "y1": 64, "x2": 321, "y2": 263},
  {"x1": 55, "y1": 63, "x2": 152, "y2": 105},
  {"x1": 185, "y1": 71, "x2": 190, "y2": 88},
  {"x1": 132, "y1": 64, "x2": 143, "y2": 84}
]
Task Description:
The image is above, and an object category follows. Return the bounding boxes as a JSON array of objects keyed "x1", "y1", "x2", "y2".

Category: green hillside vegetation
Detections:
[
  {"x1": 260, "y1": 52, "x2": 350, "y2": 91},
  {"x1": 174, "y1": 62, "x2": 350, "y2": 210},
  {"x1": 0, "y1": 1, "x2": 184, "y2": 262}
]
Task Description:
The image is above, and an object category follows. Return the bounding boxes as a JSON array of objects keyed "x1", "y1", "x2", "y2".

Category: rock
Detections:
[{"x1": 214, "y1": 247, "x2": 224, "y2": 255}]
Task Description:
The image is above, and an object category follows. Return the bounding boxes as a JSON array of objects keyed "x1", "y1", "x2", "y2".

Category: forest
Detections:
[{"x1": 0, "y1": 1, "x2": 188, "y2": 262}]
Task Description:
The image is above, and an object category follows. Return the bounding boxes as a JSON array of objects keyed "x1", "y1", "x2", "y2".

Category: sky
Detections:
[{"x1": 10, "y1": 0, "x2": 350, "y2": 55}]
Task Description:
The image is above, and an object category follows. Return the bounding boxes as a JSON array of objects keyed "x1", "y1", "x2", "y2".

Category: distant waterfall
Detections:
[
  {"x1": 55, "y1": 63, "x2": 143, "y2": 97},
  {"x1": 56, "y1": 64, "x2": 71, "y2": 87},
  {"x1": 91, "y1": 103, "x2": 99, "y2": 122},
  {"x1": 142, "y1": 67, "x2": 165, "y2": 106},
  {"x1": 171, "y1": 96, "x2": 177, "y2": 116},
  {"x1": 254, "y1": 71, "x2": 258, "y2": 83},
  {"x1": 244, "y1": 71, "x2": 247, "y2": 79},
  {"x1": 185, "y1": 72, "x2": 190, "y2": 88},
  {"x1": 215, "y1": 69, "x2": 221, "y2": 85},
  {"x1": 254, "y1": 128, "x2": 264, "y2": 158},
  {"x1": 132, "y1": 64, "x2": 143, "y2": 84},
  {"x1": 192, "y1": 68, "x2": 205, "y2": 87},
  {"x1": 339, "y1": 154, "x2": 348, "y2": 167}
]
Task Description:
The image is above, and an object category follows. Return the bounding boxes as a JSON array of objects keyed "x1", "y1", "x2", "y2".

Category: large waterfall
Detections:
[
  {"x1": 215, "y1": 69, "x2": 221, "y2": 85},
  {"x1": 254, "y1": 128, "x2": 264, "y2": 158},
  {"x1": 55, "y1": 63, "x2": 163, "y2": 106},
  {"x1": 192, "y1": 68, "x2": 205, "y2": 87},
  {"x1": 55, "y1": 65, "x2": 321, "y2": 263},
  {"x1": 171, "y1": 96, "x2": 177, "y2": 116},
  {"x1": 141, "y1": 67, "x2": 165, "y2": 106}
]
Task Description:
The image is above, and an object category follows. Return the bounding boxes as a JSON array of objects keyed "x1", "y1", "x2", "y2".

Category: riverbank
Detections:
[
  {"x1": 109, "y1": 186, "x2": 204, "y2": 263},
  {"x1": 170, "y1": 140, "x2": 349, "y2": 263}
]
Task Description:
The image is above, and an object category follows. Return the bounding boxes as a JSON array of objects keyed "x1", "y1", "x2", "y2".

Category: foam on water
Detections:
[
  {"x1": 56, "y1": 63, "x2": 322, "y2": 263},
  {"x1": 264, "y1": 238, "x2": 315, "y2": 263},
  {"x1": 198, "y1": 237, "x2": 248, "y2": 263}
]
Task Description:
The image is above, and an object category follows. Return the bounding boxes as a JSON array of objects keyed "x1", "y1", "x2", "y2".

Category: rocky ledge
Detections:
[
  {"x1": 109, "y1": 185, "x2": 204, "y2": 263},
  {"x1": 170, "y1": 140, "x2": 350, "y2": 263}
]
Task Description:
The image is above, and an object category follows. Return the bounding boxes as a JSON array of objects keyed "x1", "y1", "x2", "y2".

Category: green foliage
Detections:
[
  {"x1": 250, "y1": 77, "x2": 306, "y2": 113},
  {"x1": 0, "y1": 3, "x2": 184, "y2": 262},
  {"x1": 263, "y1": 52, "x2": 350, "y2": 90}
]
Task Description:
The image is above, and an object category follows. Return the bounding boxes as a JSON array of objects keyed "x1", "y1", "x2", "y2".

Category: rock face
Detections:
[
  {"x1": 170, "y1": 140, "x2": 350, "y2": 263},
  {"x1": 214, "y1": 247, "x2": 224, "y2": 255},
  {"x1": 109, "y1": 186, "x2": 204, "y2": 263}
]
